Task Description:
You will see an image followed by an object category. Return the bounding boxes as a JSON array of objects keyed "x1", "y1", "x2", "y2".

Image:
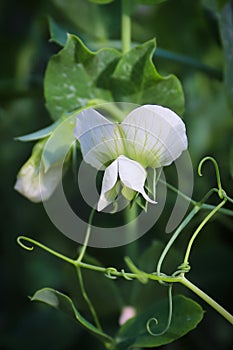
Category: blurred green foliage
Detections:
[{"x1": 0, "y1": 0, "x2": 233, "y2": 349}]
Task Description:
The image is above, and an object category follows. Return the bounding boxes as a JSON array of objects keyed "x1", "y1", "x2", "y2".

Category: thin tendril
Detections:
[
  {"x1": 156, "y1": 206, "x2": 200, "y2": 279},
  {"x1": 17, "y1": 236, "x2": 75, "y2": 265},
  {"x1": 183, "y1": 198, "x2": 227, "y2": 266},
  {"x1": 105, "y1": 267, "x2": 118, "y2": 280},
  {"x1": 172, "y1": 262, "x2": 191, "y2": 277},
  {"x1": 146, "y1": 284, "x2": 173, "y2": 336},
  {"x1": 17, "y1": 236, "x2": 37, "y2": 251},
  {"x1": 198, "y1": 157, "x2": 225, "y2": 199},
  {"x1": 198, "y1": 188, "x2": 219, "y2": 205},
  {"x1": 121, "y1": 269, "x2": 133, "y2": 280},
  {"x1": 156, "y1": 158, "x2": 231, "y2": 281}
]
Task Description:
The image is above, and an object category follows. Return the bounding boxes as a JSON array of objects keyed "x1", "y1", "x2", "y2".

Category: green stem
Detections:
[
  {"x1": 74, "y1": 208, "x2": 104, "y2": 337},
  {"x1": 17, "y1": 235, "x2": 233, "y2": 324},
  {"x1": 125, "y1": 203, "x2": 138, "y2": 259},
  {"x1": 76, "y1": 266, "x2": 103, "y2": 332},
  {"x1": 121, "y1": 0, "x2": 131, "y2": 53},
  {"x1": 76, "y1": 208, "x2": 95, "y2": 264},
  {"x1": 79, "y1": 261, "x2": 179, "y2": 283},
  {"x1": 183, "y1": 199, "x2": 227, "y2": 266},
  {"x1": 181, "y1": 277, "x2": 233, "y2": 325}
]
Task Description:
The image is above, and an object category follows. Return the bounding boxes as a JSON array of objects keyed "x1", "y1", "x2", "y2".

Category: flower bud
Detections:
[
  {"x1": 119, "y1": 306, "x2": 136, "y2": 326},
  {"x1": 14, "y1": 139, "x2": 62, "y2": 203}
]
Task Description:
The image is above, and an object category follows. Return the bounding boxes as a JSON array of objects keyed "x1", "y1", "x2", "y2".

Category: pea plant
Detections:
[{"x1": 15, "y1": 1, "x2": 233, "y2": 349}]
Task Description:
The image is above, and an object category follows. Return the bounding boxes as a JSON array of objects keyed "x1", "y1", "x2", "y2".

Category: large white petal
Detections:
[
  {"x1": 74, "y1": 108, "x2": 124, "y2": 169},
  {"x1": 118, "y1": 155, "x2": 157, "y2": 204},
  {"x1": 121, "y1": 105, "x2": 187, "y2": 168},
  {"x1": 97, "y1": 159, "x2": 119, "y2": 211}
]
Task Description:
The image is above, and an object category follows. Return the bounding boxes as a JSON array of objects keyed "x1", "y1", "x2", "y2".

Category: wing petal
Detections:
[
  {"x1": 97, "y1": 159, "x2": 120, "y2": 211},
  {"x1": 121, "y1": 105, "x2": 187, "y2": 168},
  {"x1": 74, "y1": 108, "x2": 124, "y2": 169}
]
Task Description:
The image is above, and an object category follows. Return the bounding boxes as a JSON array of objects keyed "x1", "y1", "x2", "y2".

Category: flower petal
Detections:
[
  {"x1": 97, "y1": 158, "x2": 120, "y2": 211},
  {"x1": 121, "y1": 105, "x2": 187, "y2": 168},
  {"x1": 74, "y1": 108, "x2": 124, "y2": 169},
  {"x1": 118, "y1": 155, "x2": 157, "y2": 204}
]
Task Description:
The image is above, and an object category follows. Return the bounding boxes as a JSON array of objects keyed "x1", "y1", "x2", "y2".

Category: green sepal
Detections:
[{"x1": 15, "y1": 120, "x2": 61, "y2": 142}]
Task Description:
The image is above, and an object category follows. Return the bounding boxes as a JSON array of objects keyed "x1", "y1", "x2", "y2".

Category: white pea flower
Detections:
[
  {"x1": 74, "y1": 104, "x2": 188, "y2": 211},
  {"x1": 14, "y1": 139, "x2": 62, "y2": 203}
]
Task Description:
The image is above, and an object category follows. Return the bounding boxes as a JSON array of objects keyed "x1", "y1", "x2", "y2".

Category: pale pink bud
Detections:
[{"x1": 119, "y1": 306, "x2": 136, "y2": 326}]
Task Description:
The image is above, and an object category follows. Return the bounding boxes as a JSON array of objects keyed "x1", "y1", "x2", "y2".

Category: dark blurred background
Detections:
[{"x1": 0, "y1": 0, "x2": 233, "y2": 349}]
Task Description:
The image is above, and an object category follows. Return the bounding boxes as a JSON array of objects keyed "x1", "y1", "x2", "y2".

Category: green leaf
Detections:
[
  {"x1": 48, "y1": 17, "x2": 67, "y2": 47},
  {"x1": 15, "y1": 120, "x2": 61, "y2": 142},
  {"x1": 219, "y1": 2, "x2": 233, "y2": 108},
  {"x1": 31, "y1": 288, "x2": 112, "y2": 343},
  {"x1": 44, "y1": 34, "x2": 121, "y2": 120},
  {"x1": 111, "y1": 295, "x2": 204, "y2": 350},
  {"x1": 45, "y1": 35, "x2": 184, "y2": 120},
  {"x1": 111, "y1": 39, "x2": 185, "y2": 114}
]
